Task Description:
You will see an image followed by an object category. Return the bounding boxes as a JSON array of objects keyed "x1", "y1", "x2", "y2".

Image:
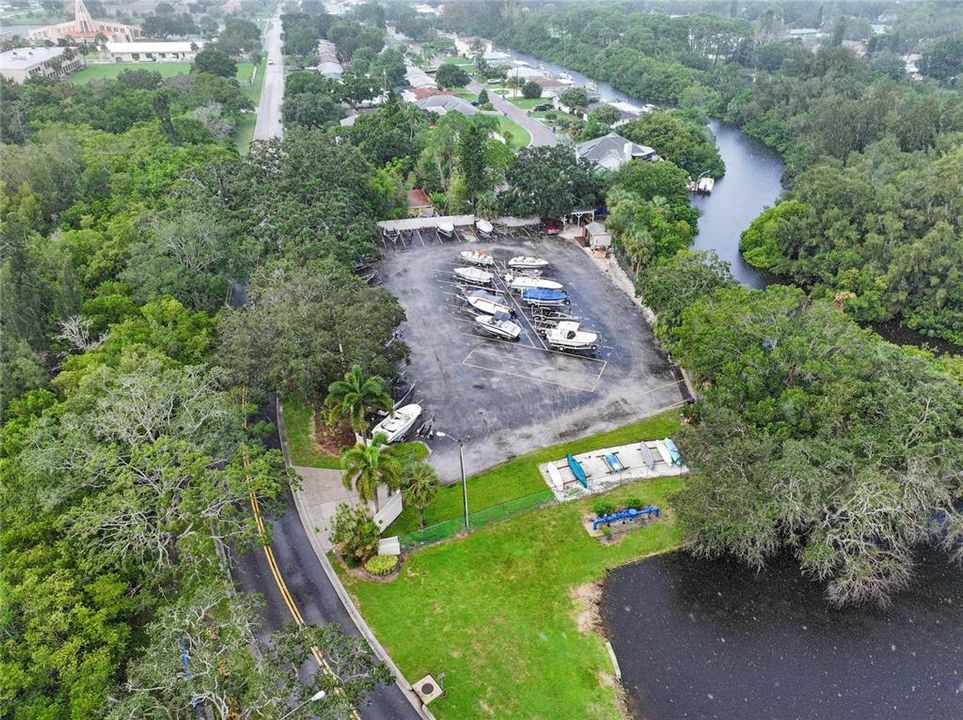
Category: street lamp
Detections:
[
  {"x1": 279, "y1": 690, "x2": 326, "y2": 720},
  {"x1": 435, "y1": 431, "x2": 469, "y2": 531}
]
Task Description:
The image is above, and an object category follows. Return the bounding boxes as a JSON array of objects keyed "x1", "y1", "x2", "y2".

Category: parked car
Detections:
[
  {"x1": 533, "y1": 103, "x2": 553, "y2": 112},
  {"x1": 542, "y1": 218, "x2": 562, "y2": 235}
]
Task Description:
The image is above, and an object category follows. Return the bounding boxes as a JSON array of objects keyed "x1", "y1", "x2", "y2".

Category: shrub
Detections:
[
  {"x1": 331, "y1": 502, "x2": 380, "y2": 566},
  {"x1": 592, "y1": 499, "x2": 616, "y2": 517},
  {"x1": 623, "y1": 497, "x2": 645, "y2": 510},
  {"x1": 522, "y1": 81, "x2": 542, "y2": 99},
  {"x1": 364, "y1": 554, "x2": 399, "y2": 576}
]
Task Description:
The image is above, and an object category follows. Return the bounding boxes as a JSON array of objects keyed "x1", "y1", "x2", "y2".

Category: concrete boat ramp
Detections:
[{"x1": 540, "y1": 439, "x2": 688, "y2": 502}]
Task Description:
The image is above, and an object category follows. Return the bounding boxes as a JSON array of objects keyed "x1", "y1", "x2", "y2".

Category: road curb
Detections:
[{"x1": 276, "y1": 396, "x2": 437, "y2": 720}]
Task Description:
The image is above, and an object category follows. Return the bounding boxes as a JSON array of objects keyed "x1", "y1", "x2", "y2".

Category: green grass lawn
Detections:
[
  {"x1": 341, "y1": 473, "x2": 685, "y2": 720},
  {"x1": 386, "y1": 409, "x2": 681, "y2": 536},
  {"x1": 509, "y1": 97, "x2": 544, "y2": 110},
  {"x1": 494, "y1": 115, "x2": 531, "y2": 149},
  {"x1": 282, "y1": 396, "x2": 342, "y2": 469},
  {"x1": 69, "y1": 61, "x2": 193, "y2": 83},
  {"x1": 234, "y1": 114, "x2": 257, "y2": 155}
]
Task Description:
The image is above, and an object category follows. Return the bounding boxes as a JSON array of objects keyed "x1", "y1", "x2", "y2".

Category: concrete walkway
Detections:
[{"x1": 469, "y1": 80, "x2": 558, "y2": 147}]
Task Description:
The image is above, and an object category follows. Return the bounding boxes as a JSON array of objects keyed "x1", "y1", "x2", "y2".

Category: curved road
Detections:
[{"x1": 232, "y1": 23, "x2": 422, "y2": 719}]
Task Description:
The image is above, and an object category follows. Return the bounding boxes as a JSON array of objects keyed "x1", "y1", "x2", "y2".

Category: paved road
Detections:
[
  {"x1": 231, "y1": 399, "x2": 421, "y2": 720},
  {"x1": 469, "y1": 80, "x2": 557, "y2": 147},
  {"x1": 254, "y1": 15, "x2": 284, "y2": 140}
]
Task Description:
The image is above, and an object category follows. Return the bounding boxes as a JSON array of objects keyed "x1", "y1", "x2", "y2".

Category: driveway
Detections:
[{"x1": 469, "y1": 80, "x2": 557, "y2": 147}]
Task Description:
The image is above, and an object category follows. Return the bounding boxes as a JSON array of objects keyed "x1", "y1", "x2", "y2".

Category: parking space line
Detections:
[
  {"x1": 461, "y1": 350, "x2": 601, "y2": 392},
  {"x1": 463, "y1": 347, "x2": 605, "y2": 392}
]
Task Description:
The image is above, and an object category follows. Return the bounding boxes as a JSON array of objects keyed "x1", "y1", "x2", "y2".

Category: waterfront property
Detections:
[
  {"x1": 341, "y1": 415, "x2": 685, "y2": 720},
  {"x1": 576, "y1": 132, "x2": 660, "y2": 172},
  {"x1": 0, "y1": 46, "x2": 82, "y2": 83}
]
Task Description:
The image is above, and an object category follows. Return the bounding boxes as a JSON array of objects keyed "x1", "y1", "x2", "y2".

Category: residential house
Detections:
[
  {"x1": 576, "y1": 132, "x2": 659, "y2": 172},
  {"x1": 407, "y1": 189, "x2": 434, "y2": 218},
  {"x1": 416, "y1": 94, "x2": 478, "y2": 117}
]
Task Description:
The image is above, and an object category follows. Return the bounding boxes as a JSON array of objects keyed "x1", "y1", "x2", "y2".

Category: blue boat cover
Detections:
[
  {"x1": 663, "y1": 438, "x2": 682, "y2": 465},
  {"x1": 566, "y1": 453, "x2": 588, "y2": 488},
  {"x1": 521, "y1": 288, "x2": 567, "y2": 302},
  {"x1": 603, "y1": 452, "x2": 624, "y2": 472}
]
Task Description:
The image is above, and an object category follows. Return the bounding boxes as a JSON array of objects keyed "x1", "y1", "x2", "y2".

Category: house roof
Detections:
[
  {"x1": 586, "y1": 221, "x2": 608, "y2": 236},
  {"x1": 405, "y1": 63, "x2": 436, "y2": 89},
  {"x1": 416, "y1": 94, "x2": 478, "y2": 116},
  {"x1": 575, "y1": 132, "x2": 658, "y2": 171},
  {"x1": 105, "y1": 41, "x2": 201, "y2": 53},
  {"x1": 0, "y1": 46, "x2": 65, "y2": 69}
]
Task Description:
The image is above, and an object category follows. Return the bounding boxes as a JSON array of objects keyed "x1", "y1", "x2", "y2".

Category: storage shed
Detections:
[{"x1": 585, "y1": 221, "x2": 611, "y2": 252}]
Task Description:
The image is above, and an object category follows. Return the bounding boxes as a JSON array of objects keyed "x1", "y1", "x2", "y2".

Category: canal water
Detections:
[
  {"x1": 500, "y1": 48, "x2": 783, "y2": 287},
  {"x1": 601, "y1": 551, "x2": 963, "y2": 720},
  {"x1": 499, "y1": 44, "x2": 963, "y2": 719}
]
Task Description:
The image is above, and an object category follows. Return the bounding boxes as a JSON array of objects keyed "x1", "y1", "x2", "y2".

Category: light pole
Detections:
[
  {"x1": 435, "y1": 431, "x2": 469, "y2": 531},
  {"x1": 279, "y1": 690, "x2": 326, "y2": 720}
]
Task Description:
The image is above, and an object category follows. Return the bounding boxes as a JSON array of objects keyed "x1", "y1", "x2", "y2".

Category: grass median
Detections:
[{"x1": 340, "y1": 470, "x2": 684, "y2": 720}]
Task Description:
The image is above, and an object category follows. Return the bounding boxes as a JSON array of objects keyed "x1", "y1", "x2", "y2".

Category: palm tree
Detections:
[
  {"x1": 403, "y1": 462, "x2": 440, "y2": 530},
  {"x1": 325, "y1": 364, "x2": 392, "y2": 438},
  {"x1": 341, "y1": 433, "x2": 403, "y2": 512}
]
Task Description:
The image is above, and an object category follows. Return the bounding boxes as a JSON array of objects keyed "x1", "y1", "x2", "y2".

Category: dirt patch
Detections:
[
  {"x1": 571, "y1": 581, "x2": 603, "y2": 634},
  {"x1": 311, "y1": 412, "x2": 356, "y2": 455}
]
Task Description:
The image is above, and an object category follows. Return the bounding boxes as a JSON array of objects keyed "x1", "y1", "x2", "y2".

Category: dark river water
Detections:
[
  {"x1": 496, "y1": 44, "x2": 963, "y2": 720},
  {"x1": 601, "y1": 551, "x2": 963, "y2": 720}
]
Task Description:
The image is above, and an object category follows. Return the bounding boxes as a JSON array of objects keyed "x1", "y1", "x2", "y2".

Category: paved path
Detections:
[
  {"x1": 469, "y1": 80, "x2": 557, "y2": 147},
  {"x1": 254, "y1": 14, "x2": 284, "y2": 140}
]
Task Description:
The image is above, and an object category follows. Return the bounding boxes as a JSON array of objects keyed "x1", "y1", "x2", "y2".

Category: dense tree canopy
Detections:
[{"x1": 498, "y1": 145, "x2": 603, "y2": 218}]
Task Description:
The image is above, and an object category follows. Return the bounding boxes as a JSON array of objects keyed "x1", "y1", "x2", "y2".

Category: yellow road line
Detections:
[{"x1": 240, "y1": 387, "x2": 360, "y2": 718}]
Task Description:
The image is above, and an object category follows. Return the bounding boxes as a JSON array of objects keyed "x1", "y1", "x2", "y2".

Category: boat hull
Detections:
[
  {"x1": 475, "y1": 315, "x2": 521, "y2": 340},
  {"x1": 453, "y1": 267, "x2": 493, "y2": 285},
  {"x1": 507, "y1": 256, "x2": 549, "y2": 269},
  {"x1": 370, "y1": 404, "x2": 422, "y2": 443},
  {"x1": 461, "y1": 250, "x2": 494, "y2": 266}
]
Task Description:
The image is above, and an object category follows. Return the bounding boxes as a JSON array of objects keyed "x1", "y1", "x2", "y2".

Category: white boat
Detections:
[
  {"x1": 453, "y1": 266, "x2": 493, "y2": 285},
  {"x1": 507, "y1": 256, "x2": 549, "y2": 270},
  {"x1": 696, "y1": 177, "x2": 715, "y2": 194},
  {"x1": 475, "y1": 219, "x2": 494, "y2": 236},
  {"x1": 370, "y1": 403, "x2": 422, "y2": 443},
  {"x1": 437, "y1": 221, "x2": 455, "y2": 238},
  {"x1": 466, "y1": 290, "x2": 513, "y2": 315},
  {"x1": 503, "y1": 273, "x2": 563, "y2": 291},
  {"x1": 460, "y1": 249, "x2": 494, "y2": 266},
  {"x1": 545, "y1": 321, "x2": 598, "y2": 351},
  {"x1": 475, "y1": 312, "x2": 522, "y2": 340}
]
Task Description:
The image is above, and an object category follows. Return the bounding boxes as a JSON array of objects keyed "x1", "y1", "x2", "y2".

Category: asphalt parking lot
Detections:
[{"x1": 377, "y1": 228, "x2": 687, "y2": 482}]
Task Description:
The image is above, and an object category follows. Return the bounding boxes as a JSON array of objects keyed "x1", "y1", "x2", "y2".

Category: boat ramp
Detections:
[{"x1": 539, "y1": 439, "x2": 688, "y2": 502}]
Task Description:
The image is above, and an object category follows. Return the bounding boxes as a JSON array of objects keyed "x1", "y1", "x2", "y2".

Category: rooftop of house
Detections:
[
  {"x1": 0, "y1": 46, "x2": 66, "y2": 69},
  {"x1": 576, "y1": 132, "x2": 659, "y2": 171},
  {"x1": 105, "y1": 41, "x2": 201, "y2": 53},
  {"x1": 416, "y1": 94, "x2": 478, "y2": 116},
  {"x1": 407, "y1": 188, "x2": 433, "y2": 208}
]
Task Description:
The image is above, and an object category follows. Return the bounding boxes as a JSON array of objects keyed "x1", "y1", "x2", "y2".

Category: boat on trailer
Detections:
[
  {"x1": 437, "y1": 221, "x2": 455, "y2": 239},
  {"x1": 460, "y1": 249, "x2": 494, "y2": 266},
  {"x1": 370, "y1": 404, "x2": 422, "y2": 443},
  {"x1": 475, "y1": 312, "x2": 522, "y2": 340},
  {"x1": 507, "y1": 256, "x2": 549, "y2": 270},
  {"x1": 545, "y1": 321, "x2": 598, "y2": 351},
  {"x1": 520, "y1": 288, "x2": 569, "y2": 306},
  {"x1": 466, "y1": 290, "x2": 513, "y2": 315},
  {"x1": 453, "y1": 266, "x2": 494, "y2": 286},
  {"x1": 504, "y1": 273, "x2": 564, "y2": 291}
]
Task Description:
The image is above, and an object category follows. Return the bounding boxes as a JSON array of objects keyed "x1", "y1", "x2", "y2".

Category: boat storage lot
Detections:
[{"x1": 379, "y1": 230, "x2": 686, "y2": 482}]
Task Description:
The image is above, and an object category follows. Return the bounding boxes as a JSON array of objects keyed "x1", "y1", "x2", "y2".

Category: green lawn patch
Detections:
[
  {"x1": 236, "y1": 59, "x2": 266, "y2": 103},
  {"x1": 494, "y1": 115, "x2": 531, "y2": 149},
  {"x1": 341, "y1": 474, "x2": 685, "y2": 720},
  {"x1": 386, "y1": 409, "x2": 681, "y2": 537},
  {"x1": 69, "y1": 61, "x2": 193, "y2": 84},
  {"x1": 234, "y1": 113, "x2": 257, "y2": 155},
  {"x1": 509, "y1": 97, "x2": 544, "y2": 110},
  {"x1": 281, "y1": 396, "x2": 341, "y2": 469}
]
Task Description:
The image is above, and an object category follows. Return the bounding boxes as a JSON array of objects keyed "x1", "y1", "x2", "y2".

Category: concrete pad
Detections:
[{"x1": 378, "y1": 234, "x2": 687, "y2": 482}]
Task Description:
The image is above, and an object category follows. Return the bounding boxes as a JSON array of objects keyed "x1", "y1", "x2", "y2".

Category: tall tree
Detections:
[
  {"x1": 325, "y1": 364, "x2": 392, "y2": 437},
  {"x1": 402, "y1": 461, "x2": 439, "y2": 530},
  {"x1": 340, "y1": 433, "x2": 403, "y2": 511}
]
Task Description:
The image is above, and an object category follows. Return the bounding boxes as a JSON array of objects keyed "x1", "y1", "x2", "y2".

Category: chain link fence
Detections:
[{"x1": 399, "y1": 489, "x2": 556, "y2": 549}]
